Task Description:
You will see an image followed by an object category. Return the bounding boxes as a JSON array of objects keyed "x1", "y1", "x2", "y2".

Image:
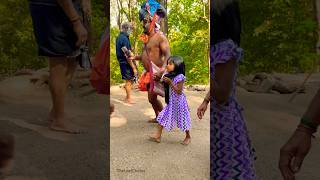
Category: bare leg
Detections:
[
  {"x1": 149, "y1": 124, "x2": 163, "y2": 143},
  {"x1": 48, "y1": 57, "x2": 85, "y2": 134},
  {"x1": 65, "y1": 58, "x2": 77, "y2": 89},
  {"x1": 124, "y1": 80, "x2": 134, "y2": 104},
  {"x1": 110, "y1": 103, "x2": 115, "y2": 116},
  {"x1": 49, "y1": 58, "x2": 77, "y2": 121},
  {"x1": 147, "y1": 89, "x2": 163, "y2": 123},
  {"x1": 182, "y1": 130, "x2": 191, "y2": 145}
]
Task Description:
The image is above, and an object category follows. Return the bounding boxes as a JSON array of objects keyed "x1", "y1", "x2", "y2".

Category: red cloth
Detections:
[
  {"x1": 89, "y1": 29, "x2": 110, "y2": 95},
  {"x1": 138, "y1": 72, "x2": 151, "y2": 91}
]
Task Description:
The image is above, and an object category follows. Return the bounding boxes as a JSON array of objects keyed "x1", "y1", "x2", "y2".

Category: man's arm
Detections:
[
  {"x1": 159, "y1": 35, "x2": 171, "y2": 72},
  {"x1": 301, "y1": 89, "x2": 320, "y2": 129},
  {"x1": 123, "y1": 40, "x2": 137, "y2": 73},
  {"x1": 278, "y1": 89, "x2": 320, "y2": 179},
  {"x1": 134, "y1": 55, "x2": 142, "y2": 61},
  {"x1": 56, "y1": 0, "x2": 88, "y2": 47},
  {"x1": 56, "y1": 0, "x2": 81, "y2": 22},
  {"x1": 299, "y1": 89, "x2": 320, "y2": 133}
]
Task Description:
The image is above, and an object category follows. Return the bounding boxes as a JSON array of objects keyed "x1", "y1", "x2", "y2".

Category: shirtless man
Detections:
[{"x1": 132, "y1": 14, "x2": 170, "y2": 123}]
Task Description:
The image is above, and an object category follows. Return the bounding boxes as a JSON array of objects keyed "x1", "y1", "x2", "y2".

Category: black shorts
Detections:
[
  {"x1": 29, "y1": 2, "x2": 82, "y2": 57},
  {"x1": 119, "y1": 62, "x2": 134, "y2": 80}
]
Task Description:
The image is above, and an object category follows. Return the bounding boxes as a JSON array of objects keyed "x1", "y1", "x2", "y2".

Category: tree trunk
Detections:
[
  {"x1": 158, "y1": 0, "x2": 168, "y2": 36},
  {"x1": 116, "y1": 0, "x2": 122, "y2": 30},
  {"x1": 105, "y1": 0, "x2": 109, "y2": 17}
]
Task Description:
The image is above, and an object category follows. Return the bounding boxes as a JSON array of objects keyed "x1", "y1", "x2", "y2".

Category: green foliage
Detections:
[
  {"x1": 240, "y1": 0, "x2": 317, "y2": 74},
  {"x1": 0, "y1": 1, "x2": 106, "y2": 76},
  {"x1": 111, "y1": 0, "x2": 209, "y2": 85},
  {"x1": 0, "y1": 0, "x2": 45, "y2": 75}
]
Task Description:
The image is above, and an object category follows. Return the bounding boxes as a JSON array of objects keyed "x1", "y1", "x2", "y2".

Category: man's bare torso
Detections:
[{"x1": 141, "y1": 33, "x2": 167, "y2": 71}]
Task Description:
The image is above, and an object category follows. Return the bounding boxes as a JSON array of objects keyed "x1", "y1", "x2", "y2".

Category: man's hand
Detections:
[
  {"x1": 279, "y1": 127, "x2": 312, "y2": 180},
  {"x1": 72, "y1": 20, "x2": 88, "y2": 47},
  {"x1": 128, "y1": 56, "x2": 135, "y2": 61},
  {"x1": 197, "y1": 101, "x2": 209, "y2": 120},
  {"x1": 133, "y1": 68, "x2": 138, "y2": 76},
  {"x1": 153, "y1": 72, "x2": 162, "y2": 81}
]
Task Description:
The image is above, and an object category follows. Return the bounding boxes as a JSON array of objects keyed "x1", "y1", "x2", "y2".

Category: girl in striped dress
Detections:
[
  {"x1": 149, "y1": 56, "x2": 192, "y2": 145},
  {"x1": 208, "y1": 0, "x2": 257, "y2": 179}
]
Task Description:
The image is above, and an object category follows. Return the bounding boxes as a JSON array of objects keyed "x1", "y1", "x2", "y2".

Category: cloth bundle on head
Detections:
[
  {"x1": 139, "y1": 0, "x2": 166, "y2": 21},
  {"x1": 139, "y1": 0, "x2": 166, "y2": 43}
]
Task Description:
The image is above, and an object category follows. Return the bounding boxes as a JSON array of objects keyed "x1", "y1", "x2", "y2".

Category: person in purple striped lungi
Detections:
[{"x1": 207, "y1": 0, "x2": 257, "y2": 179}]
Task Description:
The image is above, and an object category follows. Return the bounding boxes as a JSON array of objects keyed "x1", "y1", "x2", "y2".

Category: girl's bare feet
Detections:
[
  {"x1": 182, "y1": 131, "x2": 191, "y2": 145},
  {"x1": 148, "y1": 135, "x2": 161, "y2": 143},
  {"x1": 148, "y1": 118, "x2": 158, "y2": 123},
  {"x1": 149, "y1": 125, "x2": 163, "y2": 143},
  {"x1": 181, "y1": 137, "x2": 191, "y2": 145}
]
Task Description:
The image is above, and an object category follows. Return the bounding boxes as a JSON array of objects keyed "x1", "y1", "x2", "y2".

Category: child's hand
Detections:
[
  {"x1": 197, "y1": 101, "x2": 209, "y2": 120},
  {"x1": 162, "y1": 77, "x2": 172, "y2": 85}
]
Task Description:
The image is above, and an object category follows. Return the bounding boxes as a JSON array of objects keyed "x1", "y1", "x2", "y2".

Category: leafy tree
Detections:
[
  {"x1": 110, "y1": 0, "x2": 209, "y2": 85},
  {"x1": 0, "y1": 1, "x2": 107, "y2": 76}
]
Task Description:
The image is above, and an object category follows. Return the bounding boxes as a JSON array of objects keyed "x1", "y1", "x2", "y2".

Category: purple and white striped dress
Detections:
[
  {"x1": 210, "y1": 39, "x2": 257, "y2": 180},
  {"x1": 157, "y1": 74, "x2": 191, "y2": 132}
]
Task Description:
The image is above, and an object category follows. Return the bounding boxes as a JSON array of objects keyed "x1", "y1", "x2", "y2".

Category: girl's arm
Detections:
[
  {"x1": 210, "y1": 59, "x2": 237, "y2": 104},
  {"x1": 170, "y1": 81, "x2": 184, "y2": 95},
  {"x1": 163, "y1": 77, "x2": 184, "y2": 95}
]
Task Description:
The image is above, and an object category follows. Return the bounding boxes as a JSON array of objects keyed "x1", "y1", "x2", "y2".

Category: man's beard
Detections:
[
  {"x1": 143, "y1": 28, "x2": 148, "y2": 34},
  {"x1": 213, "y1": 0, "x2": 237, "y2": 14},
  {"x1": 143, "y1": 26, "x2": 150, "y2": 34}
]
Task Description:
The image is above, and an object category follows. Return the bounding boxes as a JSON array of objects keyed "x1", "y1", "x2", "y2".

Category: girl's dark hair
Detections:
[
  {"x1": 167, "y1": 56, "x2": 185, "y2": 77},
  {"x1": 164, "y1": 56, "x2": 185, "y2": 104}
]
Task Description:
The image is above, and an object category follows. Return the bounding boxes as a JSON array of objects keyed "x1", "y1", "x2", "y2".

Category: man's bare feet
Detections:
[
  {"x1": 50, "y1": 119, "x2": 87, "y2": 134},
  {"x1": 148, "y1": 135, "x2": 161, "y2": 143},
  {"x1": 110, "y1": 103, "x2": 115, "y2": 115},
  {"x1": 48, "y1": 109, "x2": 55, "y2": 122},
  {"x1": 148, "y1": 118, "x2": 158, "y2": 123},
  {"x1": 124, "y1": 98, "x2": 135, "y2": 104},
  {"x1": 181, "y1": 137, "x2": 191, "y2": 145}
]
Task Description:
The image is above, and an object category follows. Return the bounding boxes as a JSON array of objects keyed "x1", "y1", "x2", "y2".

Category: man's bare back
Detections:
[{"x1": 141, "y1": 33, "x2": 170, "y2": 72}]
